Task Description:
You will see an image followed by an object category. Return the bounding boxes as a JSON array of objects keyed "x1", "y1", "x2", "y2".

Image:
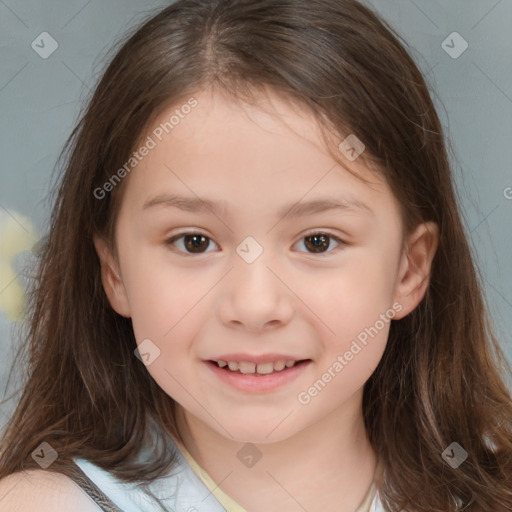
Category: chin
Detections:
[{"x1": 222, "y1": 423, "x2": 298, "y2": 445}]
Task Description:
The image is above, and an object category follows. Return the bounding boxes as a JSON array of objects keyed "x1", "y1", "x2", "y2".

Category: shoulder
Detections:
[{"x1": 0, "y1": 469, "x2": 100, "y2": 512}]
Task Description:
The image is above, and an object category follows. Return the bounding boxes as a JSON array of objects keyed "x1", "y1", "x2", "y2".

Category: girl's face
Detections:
[{"x1": 96, "y1": 87, "x2": 436, "y2": 443}]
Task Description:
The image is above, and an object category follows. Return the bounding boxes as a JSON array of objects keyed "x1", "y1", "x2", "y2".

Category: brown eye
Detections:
[
  {"x1": 183, "y1": 234, "x2": 210, "y2": 253},
  {"x1": 165, "y1": 231, "x2": 344, "y2": 256},
  {"x1": 165, "y1": 233, "x2": 218, "y2": 254},
  {"x1": 296, "y1": 232, "x2": 344, "y2": 254}
]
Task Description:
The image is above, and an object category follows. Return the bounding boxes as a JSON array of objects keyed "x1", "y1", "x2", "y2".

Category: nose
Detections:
[{"x1": 217, "y1": 251, "x2": 294, "y2": 332}]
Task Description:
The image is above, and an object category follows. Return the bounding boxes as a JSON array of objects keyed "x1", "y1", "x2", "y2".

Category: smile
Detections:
[
  {"x1": 213, "y1": 359, "x2": 302, "y2": 374},
  {"x1": 205, "y1": 359, "x2": 312, "y2": 393}
]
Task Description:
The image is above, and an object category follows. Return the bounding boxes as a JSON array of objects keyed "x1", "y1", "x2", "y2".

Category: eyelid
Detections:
[{"x1": 300, "y1": 228, "x2": 346, "y2": 241}]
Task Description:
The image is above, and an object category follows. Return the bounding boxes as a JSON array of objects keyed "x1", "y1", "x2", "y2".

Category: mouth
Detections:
[
  {"x1": 208, "y1": 359, "x2": 311, "y2": 375},
  {"x1": 204, "y1": 358, "x2": 312, "y2": 393}
]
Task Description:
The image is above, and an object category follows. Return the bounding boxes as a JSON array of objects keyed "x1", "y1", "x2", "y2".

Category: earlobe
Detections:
[
  {"x1": 392, "y1": 221, "x2": 439, "y2": 320},
  {"x1": 93, "y1": 236, "x2": 132, "y2": 318}
]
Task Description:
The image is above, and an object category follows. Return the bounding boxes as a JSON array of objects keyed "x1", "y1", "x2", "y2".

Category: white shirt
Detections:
[
  {"x1": 71, "y1": 437, "x2": 386, "y2": 512},
  {"x1": 0, "y1": 435, "x2": 385, "y2": 512}
]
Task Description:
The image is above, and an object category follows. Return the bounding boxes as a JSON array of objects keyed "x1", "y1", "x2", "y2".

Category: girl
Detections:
[{"x1": 1, "y1": 1, "x2": 511, "y2": 511}]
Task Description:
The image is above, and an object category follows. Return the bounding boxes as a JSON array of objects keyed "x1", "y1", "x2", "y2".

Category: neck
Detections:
[{"x1": 170, "y1": 390, "x2": 378, "y2": 512}]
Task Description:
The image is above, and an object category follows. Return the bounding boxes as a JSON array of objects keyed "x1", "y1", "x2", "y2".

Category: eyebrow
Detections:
[{"x1": 142, "y1": 193, "x2": 374, "y2": 218}]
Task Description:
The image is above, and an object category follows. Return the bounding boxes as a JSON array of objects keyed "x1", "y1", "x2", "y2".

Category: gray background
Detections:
[{"x1": 1, "y1": 0, "x2": 511, "y2": 430}]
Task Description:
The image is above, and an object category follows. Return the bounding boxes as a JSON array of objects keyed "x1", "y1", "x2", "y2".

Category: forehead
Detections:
[
  {"x1": 119, "y1": 87, "x2": 396, "y2": 221},
  {"x1": 149, "y1": 87, "x2": 368, "y2": 169}
]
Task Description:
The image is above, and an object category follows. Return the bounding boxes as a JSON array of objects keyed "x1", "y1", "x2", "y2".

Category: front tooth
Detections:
[
  {"x1": 238, "y1": 361, "x2": 256, "y2": 374},
  {"x1": 228, "y1": 361, "x2": 239, "y2": 371},
  {"x1": 285, "y1": 360, "x2": 296, "y2": 368},
  {"x1": 273, "y1": 360, "x2": 286, "y2": 371},
  {"x1": 256, "y1": 362, "x2": 275, "y2": 374}
]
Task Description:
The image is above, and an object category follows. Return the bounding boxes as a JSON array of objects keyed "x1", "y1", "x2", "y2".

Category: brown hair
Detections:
[{"x1": 1, "y1": 1, "x2": 511, "y2": 510}]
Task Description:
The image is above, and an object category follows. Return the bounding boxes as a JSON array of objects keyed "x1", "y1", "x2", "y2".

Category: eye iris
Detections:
[
  {"x1": 178, "y1": 233, "x2": 334, "y2": 254},
  {"x1": 305, "y1": 234, "x2": 329, "y2": 253},
  {"x1": 184, "y1": 234, "x2": 209, "y2": 253}
]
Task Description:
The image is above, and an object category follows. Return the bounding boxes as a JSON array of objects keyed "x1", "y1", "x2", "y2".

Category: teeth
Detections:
[
  {"x1": 215, "y1": 359, "x2": 300, "y2": 374},
  {"x1": 273, "y1": 361, "x2": 286, "y2": 371},
  {"x1": 239, "y1": 361, "x2": 256, "y2": 374},
  {"x1": 254, "y1": 362, "x2": 273, "y2": 374}
]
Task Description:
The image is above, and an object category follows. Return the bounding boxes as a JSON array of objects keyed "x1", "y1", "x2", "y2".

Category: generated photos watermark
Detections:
[
  {"x1": 297, "y1": 301, "x2": 403, "y2": 405},
  {"x1": 94, "y1": 97, "x2": 198, "y2": 200}
]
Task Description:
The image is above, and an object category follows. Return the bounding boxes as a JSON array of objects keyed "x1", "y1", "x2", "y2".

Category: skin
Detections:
[{"x1": 95, "y1": 86, "x2": 438, "y2": 512}]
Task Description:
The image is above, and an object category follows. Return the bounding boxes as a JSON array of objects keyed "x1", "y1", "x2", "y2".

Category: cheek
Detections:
[
  {"x1": 122, "y1": 255, "x2": 211, "y2": 399},
  {"x1": 122, "y1": 244, "x2": 212, "y2": 339},
  {"x1": 297, "y1": 245, "x2": 399, "y2": 382},
  {"x1": 297, "y1": 277, "x2": 391, "y2": 411},
  {"x1": 316, "y1": 248, "x2": 399, "y2": 330}
]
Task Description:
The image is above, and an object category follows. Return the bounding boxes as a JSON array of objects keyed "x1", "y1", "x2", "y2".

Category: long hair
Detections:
[{"x1": 1, "y1": 1, "x2": 511, "y2": 510}]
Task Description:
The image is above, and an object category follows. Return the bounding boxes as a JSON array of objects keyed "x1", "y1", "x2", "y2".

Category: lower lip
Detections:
[{"x1": 204, "y1": 360, "x2": 312, "y2": 393}]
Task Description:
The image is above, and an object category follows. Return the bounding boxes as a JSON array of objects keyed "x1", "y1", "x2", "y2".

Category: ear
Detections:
[
  {"x1": 93, "y1": 236, "x2": 132, "y2": 318},
  {"x1": 392, "y1": 221, "x2": 439, "y2": 320}
]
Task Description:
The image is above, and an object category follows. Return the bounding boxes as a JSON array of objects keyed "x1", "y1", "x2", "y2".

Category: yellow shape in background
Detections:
[{"x1": 0, "y1": 208, "x2": 39, "y2": 321}]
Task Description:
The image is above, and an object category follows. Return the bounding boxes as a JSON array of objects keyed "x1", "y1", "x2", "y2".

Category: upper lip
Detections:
[{"x1": 207, "y1": 353, "x2": 309, "y2": 364}]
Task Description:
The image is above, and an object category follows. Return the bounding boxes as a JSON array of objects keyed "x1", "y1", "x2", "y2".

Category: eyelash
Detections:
[{"x1": 164, "y1": 230, "x2": 346, "y2": 256}]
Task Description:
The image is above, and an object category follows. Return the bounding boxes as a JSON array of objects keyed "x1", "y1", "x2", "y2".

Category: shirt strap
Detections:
[{"x1": 66, "y1": 460, "x2": 125, "y2": 512}]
